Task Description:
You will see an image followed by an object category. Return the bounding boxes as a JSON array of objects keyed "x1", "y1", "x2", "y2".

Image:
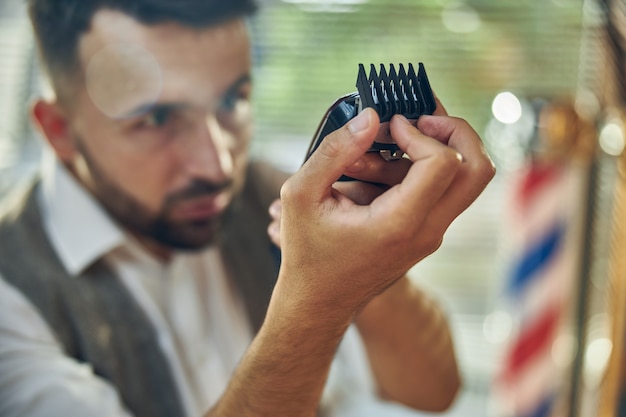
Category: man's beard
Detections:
[{"x1": 76, "y1": 140, "x2": 234, "y2": 251}]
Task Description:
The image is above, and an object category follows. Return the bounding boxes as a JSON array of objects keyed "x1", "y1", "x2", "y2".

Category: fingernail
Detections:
[
  {"x1": 348, "y1": 110, "x2": 371, "y2": 133},
  {"x1": 269, "y1": 200, "x2": 282, "y2": 217},
  {"x1": 394, "y1": 114, "x2": 411, "y2": 125},
  {"x1": 268, "y1": 223, "x2": 279, "y2": 238}
]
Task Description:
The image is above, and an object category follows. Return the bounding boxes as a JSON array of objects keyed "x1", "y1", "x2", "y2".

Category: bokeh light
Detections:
[
  {"x1": 442, "y1": 2, "x2": 482, "y2": 34},
  {"x1": 598, "y1": 121, "x2": 625, "y2": 156},
  {"x1": 492, "y1": 92, "x2": 523, "y2": 124}
]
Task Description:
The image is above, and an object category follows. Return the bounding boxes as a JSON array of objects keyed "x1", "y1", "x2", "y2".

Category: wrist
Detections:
[
  {"x1": 210, "y1": 277, "x2": 353, "y2": 417},
  {"x1": 267, "y1": 266, "x2": 361, "y2": 332}
]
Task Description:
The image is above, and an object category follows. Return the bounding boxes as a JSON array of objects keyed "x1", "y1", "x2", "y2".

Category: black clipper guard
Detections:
[{"x1": 304, "y1": 63, "x2": 436, "y2": 178}]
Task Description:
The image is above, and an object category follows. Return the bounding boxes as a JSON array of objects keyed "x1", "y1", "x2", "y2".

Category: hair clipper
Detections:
[{"x1": 304, "y1": 63, "x2": 436, "y2": 180}]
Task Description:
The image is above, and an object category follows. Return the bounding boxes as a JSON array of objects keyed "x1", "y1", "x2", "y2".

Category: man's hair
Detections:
[{"x1": 27, "y1": 0, "x2": 258, "y2": 101}]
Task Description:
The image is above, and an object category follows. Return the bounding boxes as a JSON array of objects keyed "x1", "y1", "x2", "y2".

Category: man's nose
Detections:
[{"x1": 179, "y1": 114, "x2": 234, "y2": 182}]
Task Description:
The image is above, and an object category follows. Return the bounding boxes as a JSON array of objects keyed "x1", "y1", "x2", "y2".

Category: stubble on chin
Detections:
[{"x1": 73, "y1": 136, "x2": 234, "y2": 251}]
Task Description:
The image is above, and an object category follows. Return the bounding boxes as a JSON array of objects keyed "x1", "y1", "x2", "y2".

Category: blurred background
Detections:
[{"x1": 1, "y1": 0, "x2": 625, "y2": 416}]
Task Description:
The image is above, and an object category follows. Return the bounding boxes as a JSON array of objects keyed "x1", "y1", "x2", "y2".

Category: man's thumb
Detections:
[{"x1": 298, "y1": 108, "x2": 379, "y2": 196}]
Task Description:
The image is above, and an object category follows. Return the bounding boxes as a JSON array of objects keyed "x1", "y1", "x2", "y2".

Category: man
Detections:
[{"x1": 0, "y1": 0, "x2": 495, "y2": 416}]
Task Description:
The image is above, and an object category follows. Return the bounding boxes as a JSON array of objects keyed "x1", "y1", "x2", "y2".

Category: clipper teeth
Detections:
[{"x1": 356, "y1": 63, "x2": 436, "y2": 122}]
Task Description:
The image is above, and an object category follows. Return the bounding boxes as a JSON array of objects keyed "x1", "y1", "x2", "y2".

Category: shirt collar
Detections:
[{"x1": 38, "y1": 150, "x2": 126, "y2": 276}]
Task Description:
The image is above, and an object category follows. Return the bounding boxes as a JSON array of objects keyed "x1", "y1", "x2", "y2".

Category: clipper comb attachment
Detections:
[
  {"x1": 357, "y1": 63, "x2": 436, "y2": 122},
  {"x1": 305, "y1": 63, "x2": 436, "y2": 168}
]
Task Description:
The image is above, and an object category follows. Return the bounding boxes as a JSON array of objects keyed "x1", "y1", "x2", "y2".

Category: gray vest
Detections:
[{"x1": 0, "y1": 161, "x2": 284, "y2": 417}]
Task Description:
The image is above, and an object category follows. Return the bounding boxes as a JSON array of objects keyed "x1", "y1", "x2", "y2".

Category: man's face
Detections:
[{"x1": 64, "y1": 10, "x2": 253, "y2": 250}]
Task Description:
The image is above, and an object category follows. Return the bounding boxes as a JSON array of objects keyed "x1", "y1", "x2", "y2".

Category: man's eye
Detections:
[
  {"x1": 220, "y1": 94, "x2": 238, "y2": 112},
  {"x1": 142, "y1": 108, "x2": 171, "y2": 127},
  {"x1": 220, "y1": 90, "x2": 249, "y2": 112}
]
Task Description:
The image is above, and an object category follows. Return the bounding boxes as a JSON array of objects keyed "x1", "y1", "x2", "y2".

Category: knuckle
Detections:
[
  {"x1": 472, "y1": 154, "x2": 497, "y2": 183},
  {"x1": 279, "y1": 178, "x2": 297, "y2": 202},
  {"x1": 317, "y1": 132, "x2": 344, "y2": 162},
  {"x1": 483, "y1": 160, "x2": 497, "y2": 181},
  {"x1": 421, "y1": 234, "x2": 444, "y2": 256},
  {"x1": 433, "y1": 147, "x2": 463, "y2": 171},
  {"x1": 392, "y1": 229, "x2": 443, "y2": 258},
  {"x1": 389, "y1": 223, "x2": 443, "y2": 252},
  {"x1": 453, "y1": 116, "x2": 476, "y2": 134},
  {"x1": 431, "y1": 235, "x2": 445, "y2": 252}
]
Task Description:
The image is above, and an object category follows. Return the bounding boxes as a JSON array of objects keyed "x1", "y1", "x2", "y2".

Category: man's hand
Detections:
[
  {"x1": 265, "y1": 103, "x2": 493, "y2": 412},
  {"x1": 210, "y1": 103, "x2": 494, "y2": 417},
  {"x1": 273, "y1": 105, "x2": 494, "y2": 315}
]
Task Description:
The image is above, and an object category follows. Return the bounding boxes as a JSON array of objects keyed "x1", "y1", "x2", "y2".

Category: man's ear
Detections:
[{"x1": 31, "y1": 100, "x2": 76, "y2": 162}]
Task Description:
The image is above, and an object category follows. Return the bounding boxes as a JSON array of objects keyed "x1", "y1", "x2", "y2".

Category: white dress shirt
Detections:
[{"x1": 0, "y1": 151, "x2": 427, "y2": 417}]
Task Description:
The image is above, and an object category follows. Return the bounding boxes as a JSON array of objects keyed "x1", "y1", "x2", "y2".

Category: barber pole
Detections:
[{"x1": 492, "y1": 158, "x2": 583, "y2": 417}]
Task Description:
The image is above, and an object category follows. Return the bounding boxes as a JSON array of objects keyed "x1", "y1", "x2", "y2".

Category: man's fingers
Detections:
[
  {"x1": 376, "y1": 115, "x2": 462, "y2": 223},
  {"x1": 344, "y1": 153, "x2": 412, "y2": 186},
  {"x1": 416, "y1": 116, "x2": 495, "y2": 190},
  {"x1": 390, "y1": 115, "x2": 462, "y2": 165},
  {"x1": 414, "y1": 115, "x2": 496, "y2": 229},
  {"x1": 290, "y1": 108, "x2": 380, "y2": 201},
  {"x1": 332, "y1": 181, "x2": 388, "y2": 206},
  {"x1": 433, "y1": 95, "x2": 449, "y2": 116},
  {"x1": 267, "y1": 199, "x2": 282, "y2": 247}
]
